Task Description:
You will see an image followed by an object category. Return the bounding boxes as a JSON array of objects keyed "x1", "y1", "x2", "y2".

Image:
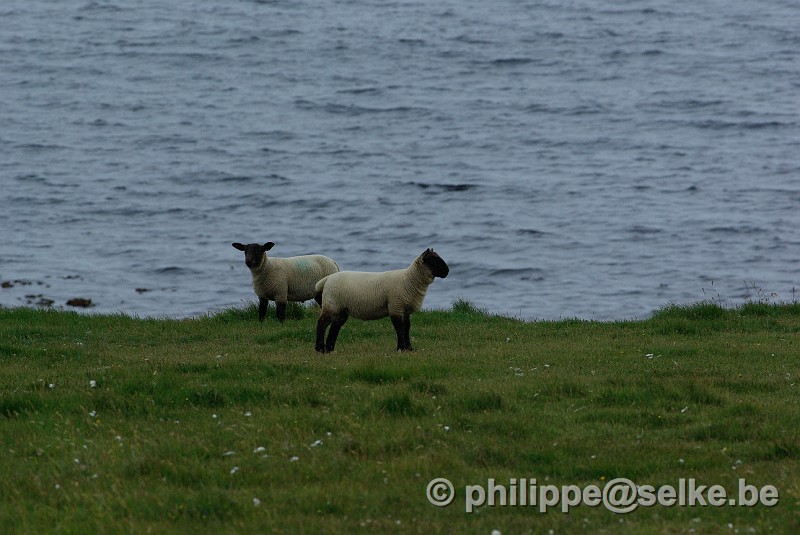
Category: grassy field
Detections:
[{"x1": 1, "y1": 300, "x2": 798, "y2": 534}]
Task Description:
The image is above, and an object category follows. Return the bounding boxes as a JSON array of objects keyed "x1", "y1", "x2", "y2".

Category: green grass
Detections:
[{"x1": 1, "y1": 301, "x2": 799, "y2": 534}]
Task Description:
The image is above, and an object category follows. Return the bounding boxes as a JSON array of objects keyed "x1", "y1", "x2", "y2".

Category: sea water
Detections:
[{"x1": 2, "y1": 0, "x2": 798, "y2": 320}]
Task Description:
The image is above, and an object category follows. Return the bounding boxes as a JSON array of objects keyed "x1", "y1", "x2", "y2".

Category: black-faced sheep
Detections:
[
  {"x1": 232, "y1": 242, "x2": 339, "y2": 322},
  {"x1": 314, "y1": 248, "x2": 449, "y2": 352}
]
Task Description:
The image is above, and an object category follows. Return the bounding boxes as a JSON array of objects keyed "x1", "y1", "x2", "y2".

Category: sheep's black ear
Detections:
[
  {"x1": 232, "y1": 243, "x2": 246, "y2": 251},
  {"x1": 263, "y1": 242, "x2": 275, "y2": 251}
]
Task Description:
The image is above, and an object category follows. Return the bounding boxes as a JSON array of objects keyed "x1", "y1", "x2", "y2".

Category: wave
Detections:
[
  {"x1": 405, "y1": 181, "x2": 479, "y2": 193},
  {"x1": 516, "y1": 229, "x2": 548, "y2": 237},
  {"x1": 488, "y1": 57, "x2": 535, "y2": 66},
  {"x1": 690, "y1": 120, "x2": 795, "y2": 130},
  {"x1": 215, "y1": 173, "x2": 290, "y2": 184},
  {"x1": 293, "y1": 99, "x2": 430, "y2": 117},
  {"x1": 243, "y1": 129, "x2": 297, "y2": 141},
  {"x1": 13, "y1": 143, "x2": 70, "y2": 151},
  {"x1": 708, "y1": 225, "x2": 767, "y2": 235},
  {"x1": 628, "y1": 225, "x2": 663, "y2": 235},
  {"x1": 150, "y1": 266, "x2": 199, "y2": 276},
  {"x1": 336, "y1": 87, "x2": 384, "y2": 96},
  {"x1": 488, "y1": 268, "x2": 546, "y2": 282}
]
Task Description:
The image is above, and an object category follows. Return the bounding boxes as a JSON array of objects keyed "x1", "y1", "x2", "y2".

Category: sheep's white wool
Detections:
[
  {"x1": 315, "y1": 249, "x2": 448, "y2": 352},
  {"x1": 233, "y1": 242, "x2": 339, "y2": 322},
  {"x1": 252, "y1": 254, "x2": 339, "y2": 303},
  {"x1": 316, "y1": 263, "x2": 433, "y2": 320}
]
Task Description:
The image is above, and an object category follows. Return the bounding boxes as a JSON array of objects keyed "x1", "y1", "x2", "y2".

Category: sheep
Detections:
[
  {"x1": 231, "y1": 242, "x2": 339, "y2": 322},
  {"x1": 314, "y1": 248, "x2": 449, "y2": 353}
]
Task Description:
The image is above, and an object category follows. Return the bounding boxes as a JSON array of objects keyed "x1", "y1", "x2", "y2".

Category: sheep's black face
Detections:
[
  {"x1": 232, "y1": 242, "x2": 275, "y2": 269},
  {"x1": 421, "y1": 248, "x2": 449, "y2": 278}
]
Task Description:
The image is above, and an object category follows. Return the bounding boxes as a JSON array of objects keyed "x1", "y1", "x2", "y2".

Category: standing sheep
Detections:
[
  {"x1": 232, "y1": 242, "x2": 339, "y2": 322},
  {"x1": 314, "y1": 248, "x2": 449, "y2": 353}
]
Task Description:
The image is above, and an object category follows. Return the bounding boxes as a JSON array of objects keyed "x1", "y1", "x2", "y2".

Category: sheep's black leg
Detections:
[
  {"x1": 316, "y1": 314, "x2": 332, "y2": 353},
  {"x1": 276, "y1": 302, "x2": 287, "y2": 322},
  {"x1": 258, "y1": 297, "x2": 269, "y2": 322},
  {"x1": 325, "y1": 313, "x2": 348, "y2": 352},
  {"x1": 391, "y1": 315, "x2": 406, "y2": 351},
  {"x1": 403, "y1": 313, "x2": 413, "y2": 351}
]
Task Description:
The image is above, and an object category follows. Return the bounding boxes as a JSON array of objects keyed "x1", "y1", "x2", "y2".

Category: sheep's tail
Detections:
[{"x1": 314, "y1": 275, "x2": 330, "y2": 306}]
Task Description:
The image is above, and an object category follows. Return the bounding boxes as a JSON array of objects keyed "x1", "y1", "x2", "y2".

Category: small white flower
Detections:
[
  {"x1": 253, "y1": 498, "x2": 261, "y2": 507},
  {"x1": 89, "y1": 380, "x2": 97, "y2": 388},
  {"x1": 492, "y1": 530, "x2": 502, "y2": 535},
  {"x1": 253, "y1": 446, "x2": 266, "y2": 454},
  {"x1": 230, "y1": 466, "x2": 239, "y2": 474},
  {"x1": 222, "y1": 451, "x2": 235, "y2": 457},
  {"x1": 290, "y1": 456, "x2": 299, "y2": 462},
  {"x1": 310, "y1": 440, "x2": 323, "y2": 447},
  {"x1": 48, "y1": 383, "x2": 54, "y2": 389},
  {"x1": 444, "y1": 426, "x2": 450, "y2": 431},
  {"x1": 212, "y1": 414, "x2": 218, "y2": 419},
  {"x1": 89, "y1": 411, "x2": 97, "y2": 417},
  {"x1": 244, "y1": 412, "x2": 252, "y2": 417}
]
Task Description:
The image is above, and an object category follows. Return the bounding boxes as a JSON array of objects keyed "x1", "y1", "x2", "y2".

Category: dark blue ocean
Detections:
[{"x1": 2, "y1": 0, "x2": 799, "y2": 320}]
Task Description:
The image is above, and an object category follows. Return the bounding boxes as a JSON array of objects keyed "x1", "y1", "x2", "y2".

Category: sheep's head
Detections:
[
  {"x1": 232, "y1": 242, "x2": 274, "y2": 269},
  {"x1": 421, "y1": 248, "x2": 449, "y2": 279}
]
